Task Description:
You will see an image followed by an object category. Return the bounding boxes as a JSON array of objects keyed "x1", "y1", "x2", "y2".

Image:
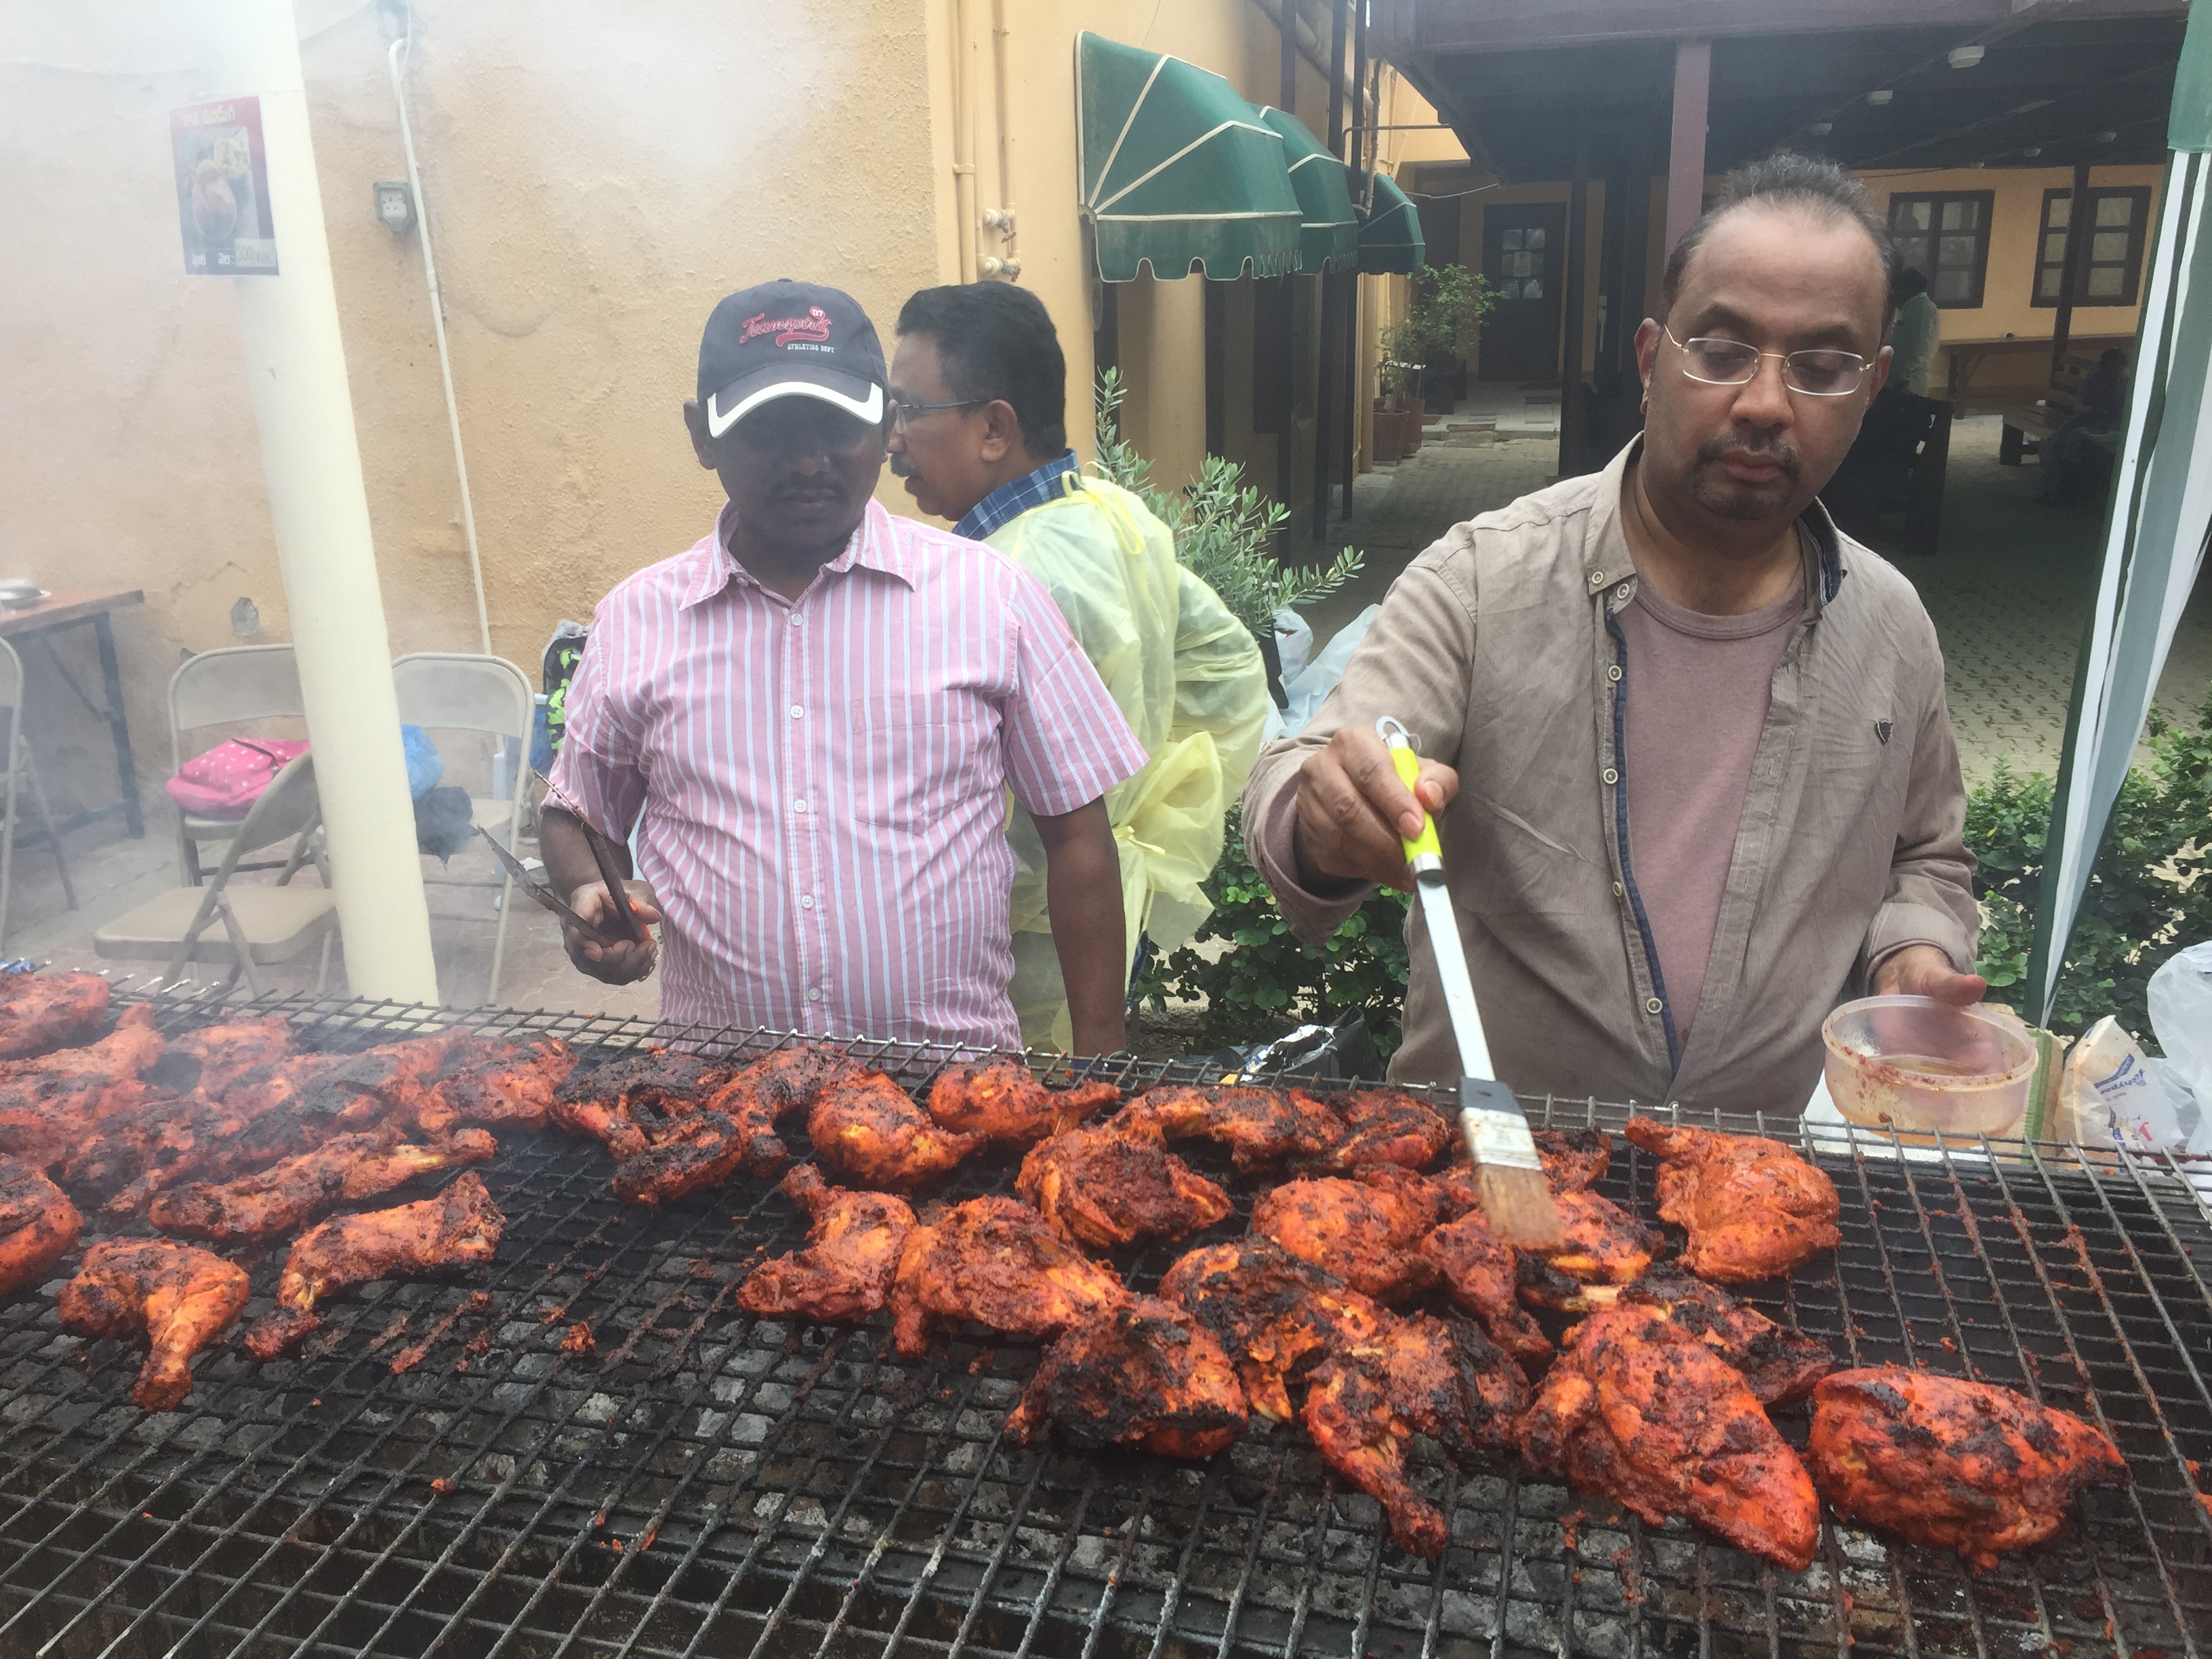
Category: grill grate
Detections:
[{"x1": 0, "y1": 983, "x2": 2204, "y2": 1658}]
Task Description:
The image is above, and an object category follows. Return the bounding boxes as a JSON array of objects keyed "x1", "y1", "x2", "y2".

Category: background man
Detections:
[
  {"x1": 886, "y1": 281, "x2": 1270, "y2": 1049},
  {"x1": 1886, "y1": 266, "x2": 1941, "y2": 398},
  {"x1": 544, "y1": 279, "x2": 1145, "y2": 1055},
  {"x1": 1244, "y1": 154, "x2": 1981, "y2": 1115}
]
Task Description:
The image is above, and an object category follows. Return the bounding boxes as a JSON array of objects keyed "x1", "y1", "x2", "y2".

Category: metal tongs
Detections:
[
  {"x1": 472, "y1": 825, "x2": 623, "y2": 945},
  {"x1": 533, "y1": 770, "x2": 649, "y2": 945}
]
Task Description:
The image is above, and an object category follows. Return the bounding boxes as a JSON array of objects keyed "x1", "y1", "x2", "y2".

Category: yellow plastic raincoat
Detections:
[{"x1": 990, "y1": 473, "x2": 1270, "y2": 1050}]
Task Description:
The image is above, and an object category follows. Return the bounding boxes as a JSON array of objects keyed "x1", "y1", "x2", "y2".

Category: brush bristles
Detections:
[{"x1": 1476, "y1": 1163, "x2": 1564, "y2": 1249}]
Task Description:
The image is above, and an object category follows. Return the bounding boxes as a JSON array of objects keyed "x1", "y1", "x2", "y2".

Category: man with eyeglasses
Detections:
[
  {"x1": 882, "y1": 281, "x2": 1270, "y2": 1050},
  {"x1": 1242, "y1": 153, "x2": 1980, "y2": 1115},
  {"x1": 542, "y1": 279, "x2": 1146, "y2": 1057}
]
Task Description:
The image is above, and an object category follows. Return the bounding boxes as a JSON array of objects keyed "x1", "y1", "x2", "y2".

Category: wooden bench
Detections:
[{"x1": 1999, "y1": 353, "x2": 2123, "y2": 467}]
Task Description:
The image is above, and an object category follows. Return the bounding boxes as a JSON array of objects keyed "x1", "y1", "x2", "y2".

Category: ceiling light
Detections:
[
  {"x1": 1867, "y1": 89, "x2": 1893, "y2": 106},
  {"x1": 2096, "y1": 129, "x2": 2118, "y2": 143},
  {"x1": 1948, "y1": 45, "x2": 1985, "y2": 69},
  {"x1": 1809, "y1": 121, "x2": 1832, "y2": 136},
  {"x1": 2023, "y1": 146, "x2": 2043, "y2": 157}
]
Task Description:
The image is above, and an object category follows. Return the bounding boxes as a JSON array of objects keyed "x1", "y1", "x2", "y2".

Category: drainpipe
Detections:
[
  {"x1": 201, "y1": 0, "x2": 441, "y2": 1005},
  {"x1": 951, "y1": 0, "x2": 979, "y2": 283}
]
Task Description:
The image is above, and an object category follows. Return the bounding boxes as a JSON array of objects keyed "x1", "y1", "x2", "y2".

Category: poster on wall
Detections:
[{"x1": 171, "y1": 97, "x2": 278, "y2": 276}]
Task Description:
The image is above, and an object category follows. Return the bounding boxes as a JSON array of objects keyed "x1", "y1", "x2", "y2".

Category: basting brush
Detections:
[{"x1": 1378, "y1": 718, "x2": 1563, "y2": 1250}]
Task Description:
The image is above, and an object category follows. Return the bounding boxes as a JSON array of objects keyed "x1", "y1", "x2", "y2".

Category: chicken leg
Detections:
[{"x1": 59, "y1": 1238, "x2": 250, "y2": 1411}]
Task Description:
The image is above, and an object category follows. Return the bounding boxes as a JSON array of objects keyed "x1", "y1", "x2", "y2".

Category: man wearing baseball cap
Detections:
[{"x1": 541, "y1": 280, "x2": 1147, "y2": 1055}]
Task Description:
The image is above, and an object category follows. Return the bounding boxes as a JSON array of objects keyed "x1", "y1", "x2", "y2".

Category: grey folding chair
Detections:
[
  {"x1": 392, "y1": 652, "x2": 533, "y2": 1005},
  {"x1": 93, "y1": 751, "x2": 335, "y2": 997},
  {"x1": 168, "y1": 644, "x2": 305, "y2": 884},
  {"x1": 0, "y1": 638, "x2": 76, "y2": 953}
]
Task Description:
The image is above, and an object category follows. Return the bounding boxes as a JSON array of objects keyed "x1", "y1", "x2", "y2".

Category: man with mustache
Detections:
[
  {"x1": 1243, "y1": 153, "x2": 1981, "y2": 1113},
  {"x1": 541, "y1": 280, "x2": 1145, "y2": 1055}
]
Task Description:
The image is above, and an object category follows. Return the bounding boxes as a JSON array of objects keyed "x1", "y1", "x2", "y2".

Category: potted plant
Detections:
[{"x1": 1376, "y1": 265, "x2": 1494, "y2": 457}]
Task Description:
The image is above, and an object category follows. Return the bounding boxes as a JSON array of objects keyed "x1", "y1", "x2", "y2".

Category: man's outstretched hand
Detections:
[
  {"x1": 562, "y1": 881, "x2": 663, "y2": 985},
  {"x1": 1291, "y1": 726, "x2": 1460, "y2": 893},
  {"x1": 1872, "y1": 943, "x2": 1988, "y2": 1007}
]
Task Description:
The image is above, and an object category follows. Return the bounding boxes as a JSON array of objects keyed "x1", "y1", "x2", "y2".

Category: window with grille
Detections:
[
  {"x1": 2033, "y1": 186, "x2": 2153, "y2": 308},
  {"x1": 1494, "y1": 224, "x2": 1547, "y2": 301},
  {"x1": 1889, "y1": 191, "x2": 1995, "y2": 309}
]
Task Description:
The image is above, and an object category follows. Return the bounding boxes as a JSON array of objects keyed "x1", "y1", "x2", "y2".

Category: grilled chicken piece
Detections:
[
  {"x1": 1419, "y1": 1209, "x2": 1552, "y2": 1368},
  {"x1": 421, "y1": 1036, "x2": 579, "y2": 1132},
  {"x1": 307, "y1": 1029, "x2": 494, "y2": 1137},
  {"x1": 1313, "y1": 1089, "x2": 1452, "y2": 1170},
  {"x1": 1534, "y1": 1128, "x2": 1612, "y2": 1193},
  {"x1": 66, "y1": 1092, "x2": 268, "y2": 1216},
  {"x1": 1015, "y1": 1115, "x2": 1232, "y2": 1250},
  {"x1": 148, "y1": 1128, "x2": 497, "y2": 1244},
  {"x1": 1157, "y1": 1237, "x2": 1389, "y2": 1421},
  {"x1": 1306, "y1": 1312, "x2": 1531, "y2": 1557},
  {"x1": 809, "y1": 1071, "x2": 980, "y2": 1191},
  {"x1": 888, "y1": 1195, "x2": 1126, "y2": 1356},
  {"x1": 608, "y1": 1113, "x2": 756, "y2": 1207},
  {"x1": 1807, "y1": 1368, "x2": 2127, "y2": 1571},
  {"x1": 701, "y1": 1044, "x2": 865, "y2": 1176},
  {"x1": 1006, "y1": 1295, "x2": 1247, "y2": 1458},
  {"x1": 550, "y1": 1052, "x2": 734, "y2": 1158},
  {"x1": 0, "y1": 1005, "x2": 169, "y2": 1170},
  {"x1": 1128, "y1": 1084, "x2": 1343, "y2": 1172},
  {"x1": 738, "y1": 1164, "x2": 916, "y2": 1322},
  {"x1": 1624, "y1": 1118, "x2": 1841, "y2": 1284},
  {"x1": 1251, "y1": 1172, "x2": 1441, "y2": 1301},
  {"x1": 169, "y1": 1015, "x2": 295, "y2": 1097},
  {"x1": 58, "y1": 1238, "x2": 250, "y2": 1410},
  {"x1": 0, "y1": 1155, "x2": 81, "y2": 1296},
  {"x1": 927, "y1": 1061, "x2": 1118, "y2": 1143},
  {"x1": 1521, "y1": 1303, "x2": 1819, "y2": 1570},
  {"x1": 1619, "y1": 1265, "x2": 1834, "y2": 1405},
  {"x1": 243, "y1": 1172, "x2": 505, "y2": 1358},
  {"x1": 0, "y1": 971, "x2": 109, "y2": 1060},
  {"x1": 1515, "y1": 1189, "x2": 1663, "y2": 1311}
]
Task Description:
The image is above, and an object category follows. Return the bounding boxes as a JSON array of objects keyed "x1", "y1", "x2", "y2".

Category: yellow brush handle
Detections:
[{"x1": 1388, "y1": 736, "x2": 1442, "y2": 870}]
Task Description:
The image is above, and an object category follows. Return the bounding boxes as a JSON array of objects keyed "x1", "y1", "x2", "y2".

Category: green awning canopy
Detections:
[
  {"x1": 1357, "y1": 170, "x2": 1427, "y2": 274},
  {"x1": 1255, "y1": 106, "x2": 1359, "y2": 274},
  {"x1": 1077, "y1": 32, "x2": 1303, "y2": 281}
]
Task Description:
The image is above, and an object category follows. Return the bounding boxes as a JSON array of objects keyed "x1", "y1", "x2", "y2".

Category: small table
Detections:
[
  {"x1": 1941, "y1": 333, "x2": 2132, "y2": 412},
  {"x1": 0, "y1": 589, "x2": 146, "y2": 838}
]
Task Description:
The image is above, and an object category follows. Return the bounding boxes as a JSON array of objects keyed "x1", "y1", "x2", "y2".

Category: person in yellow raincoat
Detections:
[{"x1": 888, "y1": 283, "x2": 1271, "y2": 1050}]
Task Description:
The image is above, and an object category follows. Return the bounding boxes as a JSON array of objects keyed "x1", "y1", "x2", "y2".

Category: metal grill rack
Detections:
[{"x1": 0, "y1": 985, "x2": 2205, "y2": 1658}]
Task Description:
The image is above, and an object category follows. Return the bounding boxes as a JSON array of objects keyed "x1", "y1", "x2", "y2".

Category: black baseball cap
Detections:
[{"x1": 697, "y1": 279, "x2": 887, "y2": 437}]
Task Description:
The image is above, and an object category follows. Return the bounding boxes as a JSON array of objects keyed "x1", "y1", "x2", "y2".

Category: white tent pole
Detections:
[{"x1": 200, "y1": 0, "x2": 441, "y2": 1006}]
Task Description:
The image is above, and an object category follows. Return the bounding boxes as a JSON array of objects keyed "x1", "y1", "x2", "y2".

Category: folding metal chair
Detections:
[
  {"x1": 93, "y1": 752, "x2": 336, "y2": 997},
  {"x1": 392, "y1": 652, "x2": 533, "y2": 1005},
  {"x1": 168, "y1": 644, "x2": 304, "y2": 885},
  {"x1": 0, "y1": 638, "x2": 76, "y2": 953}
]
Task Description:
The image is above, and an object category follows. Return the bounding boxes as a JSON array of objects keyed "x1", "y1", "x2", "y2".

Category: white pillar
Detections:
[{"x1": 199, "y1": 0, "x2": 441, "y2": 1005}]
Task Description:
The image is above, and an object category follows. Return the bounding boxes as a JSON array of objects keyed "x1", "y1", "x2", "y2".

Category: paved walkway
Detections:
[{"x1": 1292, "y1": 409, "x2": 2212, "y2": 783}]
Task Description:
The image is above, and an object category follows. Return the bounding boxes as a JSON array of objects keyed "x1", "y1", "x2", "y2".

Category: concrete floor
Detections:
[{"x1": 8, "y1": 407, "x2": 2204, "y2": 1017}]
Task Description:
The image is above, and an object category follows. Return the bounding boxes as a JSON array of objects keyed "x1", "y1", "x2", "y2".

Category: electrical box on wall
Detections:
[{"x1": 373, "y1": 180, "x2": 416, "y2": 234}]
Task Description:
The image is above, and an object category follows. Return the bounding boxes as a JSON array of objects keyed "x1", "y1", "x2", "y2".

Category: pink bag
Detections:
[{"x1": 165, "y1": 738, "x2": 309, "y2": 820}]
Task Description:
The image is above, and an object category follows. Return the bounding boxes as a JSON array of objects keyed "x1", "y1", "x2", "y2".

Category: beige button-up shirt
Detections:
[{"x1": 1244, "y1": 440, "x2": 1977, "y2": 1116}]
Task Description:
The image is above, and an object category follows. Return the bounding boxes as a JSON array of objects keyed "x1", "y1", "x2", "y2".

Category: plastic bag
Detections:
[
  {"x1": 1279, "y1": 603, "x2": 1383, "y2": 739},
  {"x1": 2148, "y1": 941, "x2": 2212, "y2": 1109},
  {"x1": 401, "y1": 725, "x2": 443, "y2": 799},
  {"x1": 2057, "y1": 1016, "x2": 2197, "y2": 1151},
  {"x1": 1273, "y1": 607, "x2": 1315, "y2": 687}
]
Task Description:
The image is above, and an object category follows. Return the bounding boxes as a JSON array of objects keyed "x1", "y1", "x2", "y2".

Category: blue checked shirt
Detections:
[{"x1": 953, "y1": 450, "x2": 1082, "y2": 541}]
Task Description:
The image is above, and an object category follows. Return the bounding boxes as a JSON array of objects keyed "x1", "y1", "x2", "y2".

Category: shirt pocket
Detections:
[{"x1": 850, "y1": 690, "x2": 994, "y2": 836}]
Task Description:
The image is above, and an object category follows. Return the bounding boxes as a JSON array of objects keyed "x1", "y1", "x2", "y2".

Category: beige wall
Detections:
[{"x1": 3, "y1": 0, "x2": 950, "y2": 815}]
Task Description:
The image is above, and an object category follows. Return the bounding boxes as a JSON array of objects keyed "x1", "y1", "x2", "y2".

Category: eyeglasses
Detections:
[
  {"x1": 1664, "y1": 325, "x2": 1872, "y2": 397},
  {"x1": 886, "y1": 396, "x2": 985, "y2": 433}
]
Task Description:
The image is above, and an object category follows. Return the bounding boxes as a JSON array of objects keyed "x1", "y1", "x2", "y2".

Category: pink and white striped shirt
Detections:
[{"x1": 550, "y1": 496, "x2": 1146, "y2": 1050}]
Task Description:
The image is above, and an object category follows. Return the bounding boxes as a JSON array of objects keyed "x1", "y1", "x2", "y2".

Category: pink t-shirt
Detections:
[{"x1": 1616, "y1": 558, "x2": 1805, "y2": 1041}]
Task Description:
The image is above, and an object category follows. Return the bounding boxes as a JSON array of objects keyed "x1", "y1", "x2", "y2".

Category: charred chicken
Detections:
[
  {"x1": 0, "y1": 1155, "x2": 81, "y2": 1296},
  {"x1": 1624, "y1": 1117, "x2": 1840, "y2": 1284},
  {"x1": 1015, "y1": 1115, "x2": 1232, "y2": 1250},
  {"x1": 808, "y1": 1070, "x2": 980, "y2": 1191},
  {"x1": 1128, "y1": 1084, "x2": 1343, "y2": 1172},
  {"x1": 1006, "y1": 1296, "x2": 1247, "y2": 1458},
  {"x1": 148, "y1": 1128, "x2": 497, "y2": 1244},
  {"x1": 1618, "y1": 1265, "x2": 1835, "y2": 1405},
  {"x1": 1250, "y1": 1171, "x2": 1441, "y2": 1301},
  {"x1": 927, "y1": 1061, "x2": 1118, "y2": 1143},
  {"x1": 737, "y1": 1164, "x2": 915, "y2": 1322},
  {"x1": 0, "y1": 970, "x2": 109, "y2": 1060},
  {"x1": 1419, "y1": 1208, "x2": 1552, "y2": 1368},
  {"x1": 888, "y1": 1195, "x2": 1126, "y2": 1356},
  {"x1": 59, "y1": 1237, "x2": 250, "y2": 1411}
]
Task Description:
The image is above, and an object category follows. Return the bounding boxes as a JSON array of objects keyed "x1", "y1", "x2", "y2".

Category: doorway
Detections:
[{"x1": 1478, "y1": 203, "x2": 1567, "y2": 384}]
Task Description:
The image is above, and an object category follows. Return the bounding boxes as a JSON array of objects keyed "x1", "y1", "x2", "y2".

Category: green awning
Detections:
[
  {"x1": 1077, "y1": 32, "x2": 1303, "y2": 281},
  {"x1": 1255, "y1": 106, "x2": 1359, "y2": 274},
  {"x1": 1357, "y1": 170, "x2": 1427, "y2": 274}
]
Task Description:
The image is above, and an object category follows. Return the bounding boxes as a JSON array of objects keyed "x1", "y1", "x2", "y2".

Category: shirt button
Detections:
[
  {"x1": 1646, "y1": 997, "x2": 1664, "y2": 1015},
  {"x1": 790, "y1": 705, "x2": 804, "y2": 719},
  {"x1": 1601, "y1": 766, "x2": 1619, "y2": 785},
  {"x1": 1589, "y1": 571, "x2": 1605, "y2": 588},
  {"x1": 1612, "y1": 881, "x2": 1624, "y2": 897},
  {"x1": 790, "y1": 612, "x2": 804, "y2": 626},
  {"x1": 806, "y1": 987, "x2": 822, "y2": 1003},
  {"x1": 794, "y1": 798, "x2": 808, "y2": 813},
  {"x1": 800, "y1": 894, "x2": 815, "y2": 909},
  {"x1": 1615, "y1": 582, "x2": 1633, "y2": 601},
  {"x1": 1607, "y1": 664, "x2": 1623, "y2": 682}
]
